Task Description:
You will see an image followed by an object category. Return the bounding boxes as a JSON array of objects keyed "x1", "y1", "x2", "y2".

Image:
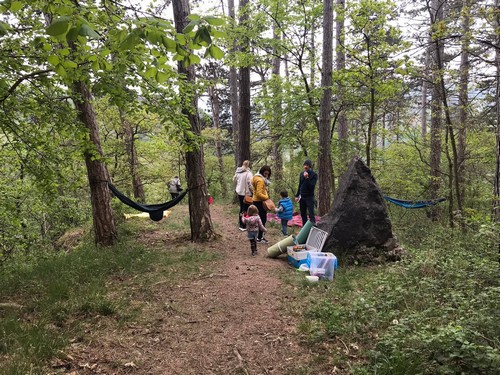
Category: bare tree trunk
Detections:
[
  {"x1": 428, "y1": 0, "x2": 444, "y2": 221},
  {"x1": 228, "y1": 0, "x2": 240, "y2": 167},
  {"x1": 172, "y1": 0, "x2": 214, "y2": 241},
  {"x1": 457, "y1": 0, "x2": 470, "y2": 208},
  {"x1": 493, "y1": 0, "x2": 500, "y2": 221},
  {"x1": 119, "y1": 109, "x2": 145, "y2": 202},
  {"x1": 238, "y1": 0, "x2": 251, "y2": 164},
  {"x1": 208, "y1": 85, "x2": 227, "y2": 199},
  {"x1": 421, "y1": 47, "x2": 430, "y2": 140},
  {"x1": 318, "y1": 0, "x2": 333, "y2": 216},
  {"x1": 336, "y1": 0, "x2": 348, "y2": 178},
  {"x1": 271, "y1": 25, "x2": 284, "y2": 187},
  {"x1": 366, "y1": 86, "x2": 375, "y2": 167},
  {"x1": 72, "y1": 81, "x2": 116, "y2": 246}
]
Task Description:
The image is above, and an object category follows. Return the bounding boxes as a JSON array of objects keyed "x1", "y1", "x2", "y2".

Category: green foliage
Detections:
[{"x1": 295, "y1": 217, "x2": 499, "y2": 374}]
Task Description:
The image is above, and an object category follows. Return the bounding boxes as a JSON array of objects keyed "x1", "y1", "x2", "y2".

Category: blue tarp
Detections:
[{"x1": 384, "y1": 196, "x2": 446, "y2": 209}]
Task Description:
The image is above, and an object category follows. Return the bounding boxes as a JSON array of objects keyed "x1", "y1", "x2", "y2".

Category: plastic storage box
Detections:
[
  {"x1": 306, "y1": 252, "x2": 337, "y2": 281},
  {"x1": 287, "y1": 227, "x2": 328, "y2": 268}
]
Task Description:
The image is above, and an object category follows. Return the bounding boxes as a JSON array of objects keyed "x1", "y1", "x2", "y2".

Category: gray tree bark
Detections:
[
  {"x1": 318, "y1": 0, "x2": 334, "y2": 216},
  {"x1": 172, "y1": 0, "x2": 214, "y2": 241},
  {"x1": 72, "y1": 81, "x2": 117, "y2": 246}
]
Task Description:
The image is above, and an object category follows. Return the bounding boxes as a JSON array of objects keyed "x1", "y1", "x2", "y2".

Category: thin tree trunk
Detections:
[
  {"x1": 366, "y1": 86, "x2": 375, "y2": 167},
  {"x1": 271, "y1": 25, "x2": 284, "y2": 187},
  {"x1": 336, "y1": 0, "x2": 348, "y2": 175},
  {"x1": 119, "y1": 109, "x2": 145, "y2": 202},
  {"x1": 318, "y1": 0, "x2": 333, "y2": 216},
  {"x1": 457, "y1": 0, "x2": 470, "y2": 209},
  {"x1": 72, "y1": 81, "x2": 117, "y2": 246},
  {"x1": 428, "y1": 0, "x2": 444, "y2": 221},
  {"x1": 421, "y1": 47, "x2": 430, "y2": 140},
  {"x1": 172, "y1": 0, "x2": 214, "y2": 241},
  {"x1": 228, "y1": 0, "x2": 240, "y2": 167},
  {"x1": 208, "y1": 85, "x2": 227, "y2": 199},
  {"x1": 493, "y1": 0, "x2": 500, "y2": 221},
  {"x1": 238, "y1": 0, "x2": 251, "y2": 164}
]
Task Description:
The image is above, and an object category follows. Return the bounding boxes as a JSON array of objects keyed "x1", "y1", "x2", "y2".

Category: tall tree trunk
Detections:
[
  {"x1": 72, "y1": 81, "x2": 117, "y2": 246},
  {"x1": 119, "y1": 109, "x2": 145, "y2": 202},
  {"x1": 431, "y1": 1, "x2": 463, "y2": 228},
  {"x1": 228, "y1": 0, "x2": 240, "y2": 167},
  {"x1": 366, "y1": 86, "x2": 376, "y2": 167},
  {"x1": 238, "y1": 0, "x2": 251, "y2": 164},
  {"x1": 457, "y1": 0, "x2": 470, "y2": 208},
  {"x1": 318, "y1": 0, "x2": 334, "y2": 216},
  {"x1": 493, "y1": 0, "x2": 500, "y2": 221},
  {"x1": 172, "y1": 0, "x2": 214, "y2": 241},
  {"x1": 421, "y1": 47, "x2": 430, "y2": 140},
  {"x1": 208, "y1": 85, "x2": 227, "y2": 199},
  {"x1": 428, "y1": 0, "x2": 444, "y2": 221},
  {"x1": 271, "y1": 25, "x2": 284, "y2": 187},
  {"x1": 336, "y1": 0, "x2": 348, "y2": 175}
]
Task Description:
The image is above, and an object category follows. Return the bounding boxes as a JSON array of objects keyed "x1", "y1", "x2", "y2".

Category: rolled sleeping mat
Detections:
[
  {"x1": 267, "y1": 235, "x2": 295, "y2": 258},
  {"x1": 294, "y1": 220, "x2": 314, "y2": 244}
]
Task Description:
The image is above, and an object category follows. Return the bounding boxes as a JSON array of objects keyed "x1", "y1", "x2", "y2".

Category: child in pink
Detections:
[{"x1": 241, "y1": 205, "x2": 267, "y2": 256}]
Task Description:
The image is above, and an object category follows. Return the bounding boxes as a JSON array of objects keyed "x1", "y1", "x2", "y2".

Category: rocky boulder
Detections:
[{"x1": 317, "y1": 156, "x2": 403, "y2": 264}]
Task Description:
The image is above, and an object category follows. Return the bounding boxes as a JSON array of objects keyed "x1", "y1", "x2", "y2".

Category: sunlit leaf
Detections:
[
  {"x1": 209, "y1": 45, "x2": 224, "y2": 59},
  {"x1": 47, "y1": 55, "x2": 60, "y2": 66},
  {"x1": 54, "y1": 64, "x2": 67, "y2": 77},
  {"x1": 204, "y1": 17, "x2": 224, "y2": 26},
  {"x1": 10, "y1": 1, "x2": 23, "y2": 12},
  {"x1": 156, "y1": 71, "x2": 169, "y2": 83}
]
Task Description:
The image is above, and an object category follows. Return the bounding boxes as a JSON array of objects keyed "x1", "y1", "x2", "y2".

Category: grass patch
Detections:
[
  {"x1": 0, "y1": 213, "x2": 220, "y2": 374},
  {"x1": 291, "y1": 217, "x2": 500, "y2": 374}
]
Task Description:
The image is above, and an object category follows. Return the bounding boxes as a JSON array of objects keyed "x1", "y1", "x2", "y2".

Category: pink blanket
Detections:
[{"x1": 267, "y1": 212, "x2": 321, "y2": 228}]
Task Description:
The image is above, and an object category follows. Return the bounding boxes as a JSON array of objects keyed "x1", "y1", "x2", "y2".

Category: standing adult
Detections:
[
  {"x1": 168, "y1": 175, "x2": 182, "y2": 200},
  {"x1": 233, "y1": 160, "x2": 253, "y2": 231},
  {"x1": 252, "y1": 165, "x2": 272, "y2": 243},
  {"x1": 295, "y1": 159, "x2": 318, "y2": 225}
]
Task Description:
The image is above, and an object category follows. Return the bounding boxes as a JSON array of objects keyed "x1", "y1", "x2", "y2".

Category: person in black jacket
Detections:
[{"x1": 295, "y1": 160, "x2": 318, "y2": 225}]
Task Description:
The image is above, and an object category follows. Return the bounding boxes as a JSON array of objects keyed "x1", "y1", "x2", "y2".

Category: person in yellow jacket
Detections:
[{"x1": 252, "y1": 165, "x2": 272, "y2": 243}]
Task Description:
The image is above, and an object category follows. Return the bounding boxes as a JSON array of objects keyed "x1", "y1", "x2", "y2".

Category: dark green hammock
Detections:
[
  {"x1": 384, "y1": 196, "x2": 446, "y2": 209},
  {"x1": 108, "y1": 182, "x2": 188, "y2": 221}
]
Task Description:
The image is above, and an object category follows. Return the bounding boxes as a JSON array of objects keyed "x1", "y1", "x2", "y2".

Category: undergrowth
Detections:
[
  {"x1": 295, "y1": 210, "x2": 500, "y2": 375},
  {"x1": 0, "y1": 212, "x2": 219, "y2": 375}
]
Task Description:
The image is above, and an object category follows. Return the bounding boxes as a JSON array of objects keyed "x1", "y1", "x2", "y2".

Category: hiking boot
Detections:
[
  {"x1": 239, "y1": 227, "x2": 247, "y2": 231},
  {"x1": 257, "y1": 238, "x2": 269, "y2": 244}
]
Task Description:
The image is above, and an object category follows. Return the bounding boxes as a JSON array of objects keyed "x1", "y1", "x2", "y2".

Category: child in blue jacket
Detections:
[{"x1": 275, "y1": 190, "x2": 293, "y2": 236}]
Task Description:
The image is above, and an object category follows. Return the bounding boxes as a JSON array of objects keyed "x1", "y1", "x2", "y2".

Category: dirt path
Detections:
[{"x1": 63, "y1": 204, "x2": 317, "y2": 375}]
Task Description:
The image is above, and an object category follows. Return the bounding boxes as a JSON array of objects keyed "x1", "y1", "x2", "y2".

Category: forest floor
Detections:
[{"x1": 59, "y1": 204, "x2": 336, "y2": 375}]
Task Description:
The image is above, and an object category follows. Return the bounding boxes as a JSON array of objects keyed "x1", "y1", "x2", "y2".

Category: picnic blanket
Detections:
[{"x1": 267, "y1": 212, "x2": 321, "y2": 227}]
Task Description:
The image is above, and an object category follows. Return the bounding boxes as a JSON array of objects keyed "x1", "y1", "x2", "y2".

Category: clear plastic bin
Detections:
[{"x1": 306, "y1": 252, "x2": 337, "y2": 281}]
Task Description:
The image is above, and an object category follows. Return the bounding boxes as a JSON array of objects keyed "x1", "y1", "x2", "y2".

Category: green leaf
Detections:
[
  {"x1": 46, "y1": 17, "x2": 71, "y2": 36},
  {"x1": 119, "y1": 32, "x2": 140, "y2": 51},
  {"x1": 187, "y1": 14, "x2": 201, "y2": 21},
  {"x1": 173, "y1": 54, "x2": 183, "y2": 61},
  {"x1": 0, "y1": 21, "x2": 10, "y2": 36},
  {"x1": 66, "y1": 27, "x2": 79, "y2": 42},
  {"x1": 189, "y1": 54, "x2": 200, "y2": 65},
  {"x1": 176, "y1": 33, "x2": 186, "y2": 45},
  {"x1": 79, "y1": 24, "x2": 100, "y2": 39},
  {"x1": 54, "y1": 64, "x2": 67, "y2": 77},
  {"x1": 208, "y1": 45, "x2": 224, "y2": 60},
  {"x1": 62, "y1": 60, "x2": 78, "y2": 69},
  {"x1": 10, "y1": 1, "x2": 22, "y2": 12},
  {"x1": 144, "y1": 67, "x2": 157, "y2": 79},
  {"x1": 161, "y1": 36, "x2": 176, "y2": 52},
  {"x1": 183, "y1": 23, "x2": 195, "y2": 34},
  {"x1": 47, "y1": 55, "x2": 60, "y2": 66},
  {"x1": 204, "y1": 17, "x2": 224, "y2": 26},
  {"x1": 156, "y1": 71, "x2": 169, "y2": 83}
]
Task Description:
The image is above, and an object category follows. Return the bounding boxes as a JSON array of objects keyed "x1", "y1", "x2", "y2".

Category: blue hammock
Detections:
[{"x1": 384, "y1": 196, "x2": 446, "y2": 209}]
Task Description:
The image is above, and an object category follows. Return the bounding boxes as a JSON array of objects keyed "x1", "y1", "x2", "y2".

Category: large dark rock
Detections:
[{"x1": 317, "y1": 156, "x2": 403, "y2": 264}]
